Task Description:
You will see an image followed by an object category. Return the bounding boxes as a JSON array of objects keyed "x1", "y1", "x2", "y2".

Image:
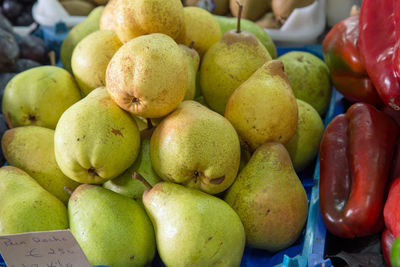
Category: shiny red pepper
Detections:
[
  {"x1": 382, "y1": 178, "x2": 400, "y2": 267},
  {"x1": 384, "y1": 178, "x2": 400, "y2": 238},
  {"x1": 358, "y1": 0, "x2": 400, "y2": 110},
  {"x1": 319, "y1": 103, "x2": 399, "y2": 238},
  {"x1": 382, "y1": 228, "x2": 395, "y2": 267},
  {"x1": 322, "y1": 15, "x2": 382, "y2": 106}
]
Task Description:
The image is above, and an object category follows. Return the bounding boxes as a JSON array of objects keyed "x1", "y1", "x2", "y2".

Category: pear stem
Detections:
[
  {"x1": 236, "y1": 1, "x2": 243, "y2": 33},
  {"x1": 146, "y1": 118, "x2": 153, "y2": 130},
  {"x1": 189, "y1": 41, "x2": 195, "y2": 49},
  {"x1": 64, "y1": 187, "x2": 73, "y2": 196},
  {"x1": 49, "y1": 51, "x2": 56, "y2": 66},
  {"x1": 4, "y1": 112, "x2": 13, "y2": 129},
  {"x1": 132, "y1": 172, "x2": 152, "y2": 190}
]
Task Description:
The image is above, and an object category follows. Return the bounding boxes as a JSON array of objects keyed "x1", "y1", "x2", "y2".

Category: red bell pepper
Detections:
[
  {"x1": 382, "y1": 228, "x2": 395, "y2": 267},
  {"x1": 319, "y1": 103, "x2": 399, "y2": 238},
  {"x1": 384, "y1": 178, "x2": 400, "y2": 238},
  {"x1": 358, "y1": 0, "x2": 400, "y2": 110},
  {"x1": 322, "y1": 15, "x2": 382, "y2": 107}
]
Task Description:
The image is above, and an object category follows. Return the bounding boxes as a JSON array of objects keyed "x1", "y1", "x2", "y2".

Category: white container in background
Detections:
[
  {"x1": 32, "y1": 0, "x2": 86, "y2": 28},
  {"x1": 326, "y1": 0, "x2": 362, "y2": 27},
  {"x1": 265, "y1": 0, "x2": 326, "y2": 46}
]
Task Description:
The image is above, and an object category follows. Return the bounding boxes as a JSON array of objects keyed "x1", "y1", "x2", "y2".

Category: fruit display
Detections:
[{"x1": 5, "y1": 0, "x2": 400, "y2": 266}]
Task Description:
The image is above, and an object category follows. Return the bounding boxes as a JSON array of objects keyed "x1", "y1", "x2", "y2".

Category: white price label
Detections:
[{"x1": 0, "y1": 230, "x2": 91, "y2": 267}]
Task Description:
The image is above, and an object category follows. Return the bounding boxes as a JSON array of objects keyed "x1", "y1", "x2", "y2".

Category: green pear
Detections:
[
  {"x1": 225, "y1": 60, "x2": 298, "y2": 151},
  {"x1": 285, "y1": 99, "x2": 324, "y2": 172},
  {"x1": 103, "y1": 129, "x2": 162, "y2": 202},
  {"x1": 54, "y1": 87, "x2": 140, "y2": 184},
  {"x1": 69, "y1": 184, "x2": 155, "y2": 267},
  {"x1": 214, "y1": 15, "x2": 277, "y2": 58},
  {"x1": 150, "y1": 100, "x2": 240, "y2": 194},
  {"x1": 176, "y1": 7, "x2": 222, "y2": 57},
  {"x1": 2, "y1": 66, "x2": 82, "y2": 129},
  {"x1": 179, "y1": 44, "x2": 200, "y2": 100},
  {"x1": 278, "y1": 51, "x2": 331, "y2": 115},
  {"x1": 224, "y1": 142, "x2": 308, "y2": 252},
  {"x1": 200, "y1": 25, "x2": 271, "y2": 114},
  {"x1": 106, "y1": 33, "x2": 188, "y2": 119},
  {"x1": 2, "y1": 126, "x2": 80, "y2": 204},
  {"x1": 60, "y1": 6, "x2": 104, "y2": 73},
  {"x1": 143, "y1": 182, "x2": 245, "y2": 266},
  {"x1": 112, "y1": 0, "x2": 184, "y2": 43},
  {"x1": 0, "y1": 166, "x2": 68, "y2": 235},
  {"x1": 72, "y1": 30, "x2": 122, "y2": 96}
]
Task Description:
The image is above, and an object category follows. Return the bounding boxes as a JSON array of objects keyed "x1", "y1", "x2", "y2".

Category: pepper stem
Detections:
[
  {"x1": 236, "y1": 1, "x2": 243, "y2": 33},
  {"x1": 189, "y1": 41, "x2": 195, "y2": 49},
  {"x1": 132, "y1": 172, "x2": 152, "y2": 190}
]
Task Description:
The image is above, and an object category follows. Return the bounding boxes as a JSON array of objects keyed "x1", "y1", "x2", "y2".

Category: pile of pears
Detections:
[{"x1": 0, "y1": 0, "x2": 330, "y2": 266}]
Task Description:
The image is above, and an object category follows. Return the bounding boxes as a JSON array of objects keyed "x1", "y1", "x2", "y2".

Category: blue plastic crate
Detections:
[{"x1": 0, "y1": 45, "x2": 346, "y2": 267}]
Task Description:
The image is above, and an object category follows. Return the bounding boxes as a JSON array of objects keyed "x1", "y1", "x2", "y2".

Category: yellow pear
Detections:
[
  {"x1": 225, "y1": 60, "x2": 298, "y2": 150},
  {"x1": 177, "y1": 7, "x2": 222, "y2": 57},
  {"x1": 60, "y1": 6, "x2": 104, "y2": 72},
  {"x1": 2, "y1": 126, "x2": 80, "y2": 204},
  {"x1": 200, "y1": 27, "x2": 271, "y2": 114},
  {"x1": 285, "y1": 99, "x2": 324, "y2": 172},
  {"x1": 2, "y1": 66, "x2": 82, "y2": 129},
  {"x1": 106, "y1": 33, "x2": 188, "y2": 118},
  {"x1": 54, "y1": 87, "x2": 140, "y2": 184},
  {"x1": 179, "y1": 44, "x2": 200, "y2": 100},
  {"x1": 113, "y1": 0, "x2": 184, "y2": 43},
  {"x1": 224, "y1": 142, "x2": 308, "y2": 251},
  {"x1": 0, "y1": 166, "x2": 68, "y2": 235},
  {"x1": 72, "y1": 30, "x2": 122, "y2": 96},
  {"x1": 99, "y1": 0, "x2": 116, "y2": 31},
  {"x1": 150, "y1": 100, "x2": 240, "y2": 195}
]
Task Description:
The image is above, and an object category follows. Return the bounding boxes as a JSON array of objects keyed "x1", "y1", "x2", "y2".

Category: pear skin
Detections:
[
  {"x1": 60, "y1": 6, "x2": 104, "y2": 72},
  {"x1": 54, "y1": 87, "x2": 140, "y2": 184},
  {"x1": 150, "y1": 100, "x2": 240, "y2": 194},
  {"x1": 285, "y1": 99, "x2": 324, "y2": 172},
  {"x1": 106, "y1": 33, "x2": 188, "y2": 118},
  {"x1": 224, "y1": 142, "x2": 308, "y2": 251},
  {"x1": 2, "y1": 126, "x2": 80, "y2": 204},
  {"x1": 179, "y1": 44, "x2": 200, "y2": 100},
  {"x1": 103, "y1": 129, "x2": 162, "y2": 202},
  {"x1": 69, "y1": 184, "x2": 155, "y2": 267},
  {"x1": 225, "y1": 60, "x2": 298, "y2": 150},
  {"x1": 176, "y1": 7, "x2": 222, "y2": 57},
  {"x1": 2, "y1": 66, "x2": 82, "y2": 129},
  {"x1": 113, "y1": 0, "x2": 184, "y2": 43},
  {"x1": 200, "y1": 29, "x2": 271, "y2": 114},
  {"x1": 278, "y1": 51, "x2": 331, "y2": 115},
  {"x1": 72, "y1": 30, "x2": 122, "y2": 96},
  {"x1": 143, "y1": 182, "x2": 245, "y2": 266},
  {"x1": 100, "y1": 0, "x2": 116, "y2": 31},
  {"x1": 0, "y1": 166, "x2": 68, "y2": 235}
]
